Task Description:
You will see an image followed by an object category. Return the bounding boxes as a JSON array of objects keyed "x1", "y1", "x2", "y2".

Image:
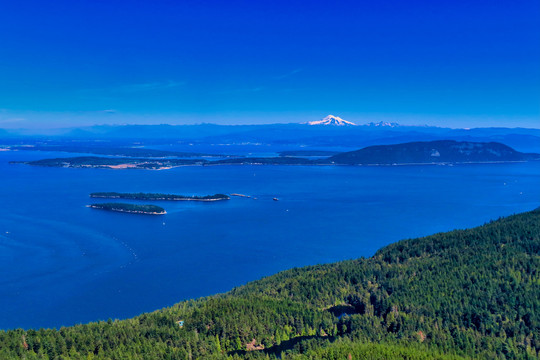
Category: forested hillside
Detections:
[{"x1": 1, "y1": 208, "x2": 538, "y2": 359}]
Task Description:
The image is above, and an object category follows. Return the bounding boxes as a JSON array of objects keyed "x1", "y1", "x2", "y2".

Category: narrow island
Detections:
[
  {"x1": 90, "y1": 192, "x2": 230, "y2": 201},
  {"x1": 10, "y1": 156, "x2": 206, "y2": 170},
  {"x1": 88, "y1": 203, "x2": 166, "y2": 215}
]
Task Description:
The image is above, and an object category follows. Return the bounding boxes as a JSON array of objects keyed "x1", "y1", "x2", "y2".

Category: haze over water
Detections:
[{"x1": 1, "y1": 149, "x2": 539, "y2": 329}]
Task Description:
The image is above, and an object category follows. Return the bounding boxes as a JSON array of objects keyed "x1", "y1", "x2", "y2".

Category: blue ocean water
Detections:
[{"x1": 0, "y1": 150, "x2": 539, "y2": 329}]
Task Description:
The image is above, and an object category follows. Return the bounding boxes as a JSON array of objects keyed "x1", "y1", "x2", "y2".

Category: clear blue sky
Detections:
[{"x1": 0, "y1": 0, "x2": 539, "y2": 128}]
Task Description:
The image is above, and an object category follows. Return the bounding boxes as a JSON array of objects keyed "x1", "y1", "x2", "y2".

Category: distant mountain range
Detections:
[
  {"x1": 365, "y1": 121, "x2": 400, "y2": 127},
  {"x1": 2, "y1": 119, "x2": 540, "y2": 153},
  {"x1": 306, "y1": 115, "x2": 401, "y2": 127}
]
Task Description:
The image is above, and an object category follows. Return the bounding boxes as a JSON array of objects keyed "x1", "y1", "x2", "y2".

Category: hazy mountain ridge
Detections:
[
  {"x1": 365, "y1": 121, "x2": 400, "y2": 127},
  {"x1": 2, "y1": 123, "x2": 540, "y2": 153}
]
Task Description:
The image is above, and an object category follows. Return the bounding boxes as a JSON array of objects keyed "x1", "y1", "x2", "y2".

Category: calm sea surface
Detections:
[{"x1": 0, "y1": 149, "x2": 539, "y2": 329}]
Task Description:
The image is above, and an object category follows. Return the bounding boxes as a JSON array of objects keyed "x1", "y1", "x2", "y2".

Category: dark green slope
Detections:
[{"x1": 1, "y1": 209, "x2": 538, "y2": 359}]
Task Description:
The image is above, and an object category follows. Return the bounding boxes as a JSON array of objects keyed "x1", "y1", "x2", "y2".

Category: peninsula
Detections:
[
  {"x1": 88, "y1": 203, "x2": 166, "y2": 215},
  {"x1": 90, "y1": 192, "x2": 230, "y2": 201}
]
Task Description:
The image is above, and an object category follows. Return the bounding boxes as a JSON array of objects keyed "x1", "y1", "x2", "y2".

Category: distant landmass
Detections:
[
  {"x1": 90, "y1": 192, "x2": 230, "y2": 201},
  {"x1": 327, "y1": 140, "x2": 540, "y2": 165},
  {"x1": 88, "y1": 203, "x2": 166, "y2": 215},
  {"x1": 12, "y1": 140, "x2": 540, "y2": 169},
  {"x1": 11, "y1": 156, "x2": 205, "y2": 170}
]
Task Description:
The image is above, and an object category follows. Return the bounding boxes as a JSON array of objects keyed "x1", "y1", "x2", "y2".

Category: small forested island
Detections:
[
  {"x1": 90, "y1": 192, "x2": 230, "y2": 201},
  {"x1": 88, "y1": 202, "x2": 166, "y2": 215},
  {"x1": 0, "y1": 208, "x2": 538, "y2": 359}
]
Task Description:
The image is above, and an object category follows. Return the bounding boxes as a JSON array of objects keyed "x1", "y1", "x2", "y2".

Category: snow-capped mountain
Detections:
[
  {"x1": 365, "y1": 121, "x2": 400, "y2": 127},
  {"x1": 307, "y1": 115, "x2": 357, "y2": 126}
]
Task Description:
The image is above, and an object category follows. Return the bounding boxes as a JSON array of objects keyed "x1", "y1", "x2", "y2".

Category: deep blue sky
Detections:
[{"x1": 0, "y1": 0, "x2": 539, "y2": 128}]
